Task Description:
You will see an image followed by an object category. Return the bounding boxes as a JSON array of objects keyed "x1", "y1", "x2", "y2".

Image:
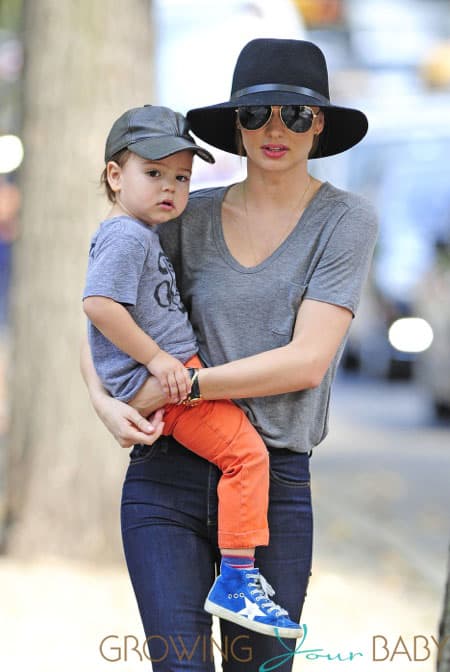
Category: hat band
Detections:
[{"x1": 231, "y1": 83, "x2": 330, "y2": 105}]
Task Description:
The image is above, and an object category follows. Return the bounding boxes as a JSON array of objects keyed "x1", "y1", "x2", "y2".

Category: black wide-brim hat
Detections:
[{"x1": 187, "y1": 39, "x2": 368, "y2": 159}]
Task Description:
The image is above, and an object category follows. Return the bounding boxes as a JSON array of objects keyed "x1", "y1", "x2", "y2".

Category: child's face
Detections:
[{"x1": 108, "y1": 151, "x2": 193, "y2": 226}]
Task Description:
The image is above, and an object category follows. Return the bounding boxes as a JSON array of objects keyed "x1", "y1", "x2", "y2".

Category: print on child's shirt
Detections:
[{"x1": 154, "y1": 252, "x2": 186, "y2": 313}]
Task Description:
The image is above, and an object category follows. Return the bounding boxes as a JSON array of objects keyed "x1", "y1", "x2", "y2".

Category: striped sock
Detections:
[{"x1": 221, "y1": 554, "x2": 255, "y2": 569}]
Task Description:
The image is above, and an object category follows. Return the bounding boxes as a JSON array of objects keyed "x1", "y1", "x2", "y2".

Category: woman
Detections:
[{"x1": 81, "y1": 38, "x2": 378, "y2": 671}]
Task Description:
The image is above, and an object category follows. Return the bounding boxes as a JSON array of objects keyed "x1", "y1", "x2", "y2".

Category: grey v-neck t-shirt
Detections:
[{"x1": 159, "y1": 182, "x2": 378, "y2": 453}]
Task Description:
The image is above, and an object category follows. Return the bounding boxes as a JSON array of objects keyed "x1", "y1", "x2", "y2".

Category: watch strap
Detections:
[{"x1": 182, "y1": 368, "x2": 202, "y2": 406}]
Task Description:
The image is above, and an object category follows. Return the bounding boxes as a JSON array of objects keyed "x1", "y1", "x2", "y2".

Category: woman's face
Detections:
[{"x1": 238, "y1": 105, "x2": 324, "y2": 172}]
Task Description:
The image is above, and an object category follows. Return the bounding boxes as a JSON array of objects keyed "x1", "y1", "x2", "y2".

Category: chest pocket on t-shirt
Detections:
[{"x1": 271, "y1": 281, "x2": 307, "y2": 343}]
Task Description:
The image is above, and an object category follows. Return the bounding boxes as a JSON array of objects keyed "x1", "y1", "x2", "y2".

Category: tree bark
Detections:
[
  {"x1": 438, "y1": 547, "x2": 450, "y2": 672},
  {"x1": 6, "y1": 0, "x2": 153, "y2": 561}
]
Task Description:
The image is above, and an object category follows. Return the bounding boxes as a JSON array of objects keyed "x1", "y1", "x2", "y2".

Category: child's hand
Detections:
[{"x1": 146, "y1": 350, "x2": 191, "y2": 403}]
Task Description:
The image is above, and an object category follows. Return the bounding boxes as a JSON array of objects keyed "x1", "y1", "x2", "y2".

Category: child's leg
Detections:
[{"x1": 163, "y1": 397, "x2": 269, "y2": 550}]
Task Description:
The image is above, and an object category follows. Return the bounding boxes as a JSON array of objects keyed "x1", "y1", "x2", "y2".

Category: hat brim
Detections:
[
  {"x1": 187, "y1": 93, "x2": 368, "y2": 159},
  {"x1": 128, "y1": 136, "x2": 215, "y2": 164}
]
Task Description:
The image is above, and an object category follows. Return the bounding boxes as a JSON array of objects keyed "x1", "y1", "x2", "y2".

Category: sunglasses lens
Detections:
[
  {"x1": 238, "y1": 106, "x2": 272, "y2": 130},
  {"x1": 281, "y1": 106, "x2": 314, "y2": 133}
]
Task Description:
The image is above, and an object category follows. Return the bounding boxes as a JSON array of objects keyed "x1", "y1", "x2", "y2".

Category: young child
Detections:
[{"x1": 83, "y1": 104, "x2": 302, "y2": 638}]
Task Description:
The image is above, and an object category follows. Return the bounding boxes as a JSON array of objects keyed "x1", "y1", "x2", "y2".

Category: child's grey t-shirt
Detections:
[
  {"x1": 159, "y1": 183, "x2": 378, "y2": 453},
  {"x1": 83, "y1": 216, "x2": 197, "y2": 402}
]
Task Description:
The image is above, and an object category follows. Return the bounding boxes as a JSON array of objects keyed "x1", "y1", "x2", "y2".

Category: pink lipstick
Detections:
[{"x1": 261, "y1": 144, "x2": 289, "y2": 159}]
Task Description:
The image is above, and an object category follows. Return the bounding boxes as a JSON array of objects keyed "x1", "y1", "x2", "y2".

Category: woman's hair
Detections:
[
  {"x1": 235, "y1": 127, "x2": 246, "y2": 157},
  {"x1": 100, "y1": 148, "x2": 131, "y2": 203},
  {"x1": 309, "y1": 132, "x2": 321, "y2": 159}
]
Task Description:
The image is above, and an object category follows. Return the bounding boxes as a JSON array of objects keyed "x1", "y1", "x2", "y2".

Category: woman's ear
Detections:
[
  {"x1": 309, "y1": 111, "x2": 325, "y2": 158},
  {"x1": 314, "y1": 110, "x2": 325, "y2": 135},
  {"x1": 106, "y1": 161, "x2": 122, "y2": 193}
]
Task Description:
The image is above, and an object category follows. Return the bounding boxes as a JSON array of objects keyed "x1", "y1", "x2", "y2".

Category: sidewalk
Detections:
[{"x1": 0, "y1": 554, "x2": 442, "y2": 671}]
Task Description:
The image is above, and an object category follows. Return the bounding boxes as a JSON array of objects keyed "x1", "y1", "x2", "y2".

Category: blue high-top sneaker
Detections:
[{"x1": 204, "y1": 561, "x2": 303, "y2": 638}]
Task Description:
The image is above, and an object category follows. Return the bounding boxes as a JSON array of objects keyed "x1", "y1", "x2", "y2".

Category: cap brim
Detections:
[
  {"x1": 128, "y1": 136, "x2": 215, "y2": 164},
  {"x1": 187, "y1": 94, "x2": 368, "y2": 158}
]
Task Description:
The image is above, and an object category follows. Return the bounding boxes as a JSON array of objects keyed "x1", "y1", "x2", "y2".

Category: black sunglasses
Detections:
[{"x1": 237, "y1": 105, "x2": 319, "y2": 134}]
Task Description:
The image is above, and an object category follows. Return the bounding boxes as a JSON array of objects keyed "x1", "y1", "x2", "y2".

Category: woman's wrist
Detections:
[
  {"x1": 195, "y1": 368, "x2": 217, "y2": 401},
  {"x1": 89, "y1": 383, "x2": 111, "y2": 417}
]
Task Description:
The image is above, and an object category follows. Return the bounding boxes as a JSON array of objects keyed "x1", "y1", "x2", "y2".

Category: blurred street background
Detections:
[{"x1": 1, "y1": 1, "x2": 450, "y2": 670}]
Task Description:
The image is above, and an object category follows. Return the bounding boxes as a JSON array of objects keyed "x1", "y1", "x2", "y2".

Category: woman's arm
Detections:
[
  {"x1": 81, "y1": 299, "x2": 352, "y2": 436},
  {"x1": 80, "y1": 334, "x2": 165, "y2": 447},
  {"x1": 129, "y1": 299, "x2": 353, "y2": 413},
  {"x1": 199, "y1": 299, "x2": 352, "y2": 399}
]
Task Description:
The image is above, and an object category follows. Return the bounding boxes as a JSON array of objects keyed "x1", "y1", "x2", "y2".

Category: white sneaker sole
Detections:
[{"x1": 204, "y1": 599, "x2": 303, "y2": 639}]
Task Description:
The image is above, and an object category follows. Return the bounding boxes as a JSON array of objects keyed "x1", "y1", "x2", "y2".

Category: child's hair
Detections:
[{"x1": 100, "y1": 148, "x2": 132, "y2": 203}]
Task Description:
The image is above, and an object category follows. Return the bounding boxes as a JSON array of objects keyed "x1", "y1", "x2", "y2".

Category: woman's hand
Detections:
[
  {"x1": 81, "y1": 334, "x2": 165, "y2": 447},
  {"x1": 96, "y1": 393, "x2": 165, "y2": 448},
  {"x1": 81, "y1": 334, "x2": 167, "y2": 447}
]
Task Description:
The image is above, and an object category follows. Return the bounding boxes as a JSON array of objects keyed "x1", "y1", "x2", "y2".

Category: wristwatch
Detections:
[{"x1": 182, "y1": 368, "x2": 203, "y2": 407}]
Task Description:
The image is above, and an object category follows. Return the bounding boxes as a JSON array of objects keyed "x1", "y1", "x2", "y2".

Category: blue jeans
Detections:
[{"x1": 121, "y1": 437, "x2": 313, "y2": 671}]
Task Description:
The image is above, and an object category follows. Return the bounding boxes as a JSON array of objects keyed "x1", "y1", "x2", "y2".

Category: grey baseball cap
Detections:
[{"x1": 104, "y1": 105, "x2": 215, "y2": 164}]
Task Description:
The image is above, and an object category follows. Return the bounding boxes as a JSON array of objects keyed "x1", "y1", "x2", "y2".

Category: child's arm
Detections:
[{"x1": 83, "y1": 295, "x2": 191, "y2": 403}]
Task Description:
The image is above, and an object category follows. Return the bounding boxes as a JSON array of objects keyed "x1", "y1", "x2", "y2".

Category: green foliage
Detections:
[{"x1": 0, "y1": 0, "x2": 22, "y2": 31}]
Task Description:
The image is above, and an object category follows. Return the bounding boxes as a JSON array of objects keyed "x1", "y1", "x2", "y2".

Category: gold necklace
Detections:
[{"x1": 242, "y1": 176, "x2": 312, "y2": 266}]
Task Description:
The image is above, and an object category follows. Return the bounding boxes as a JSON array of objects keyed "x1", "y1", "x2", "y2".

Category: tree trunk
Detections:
[
  {"x1": 439, "y1": 547, "x2": 450, "y2": 672},
  {"x1": 6, "y1": 0, "x2": 153, "y2": 561}
]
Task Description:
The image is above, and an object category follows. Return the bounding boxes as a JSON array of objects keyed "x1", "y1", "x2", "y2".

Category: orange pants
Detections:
[{"x1": 162, "y1": 355, "x2": 269, "y2": 549}]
